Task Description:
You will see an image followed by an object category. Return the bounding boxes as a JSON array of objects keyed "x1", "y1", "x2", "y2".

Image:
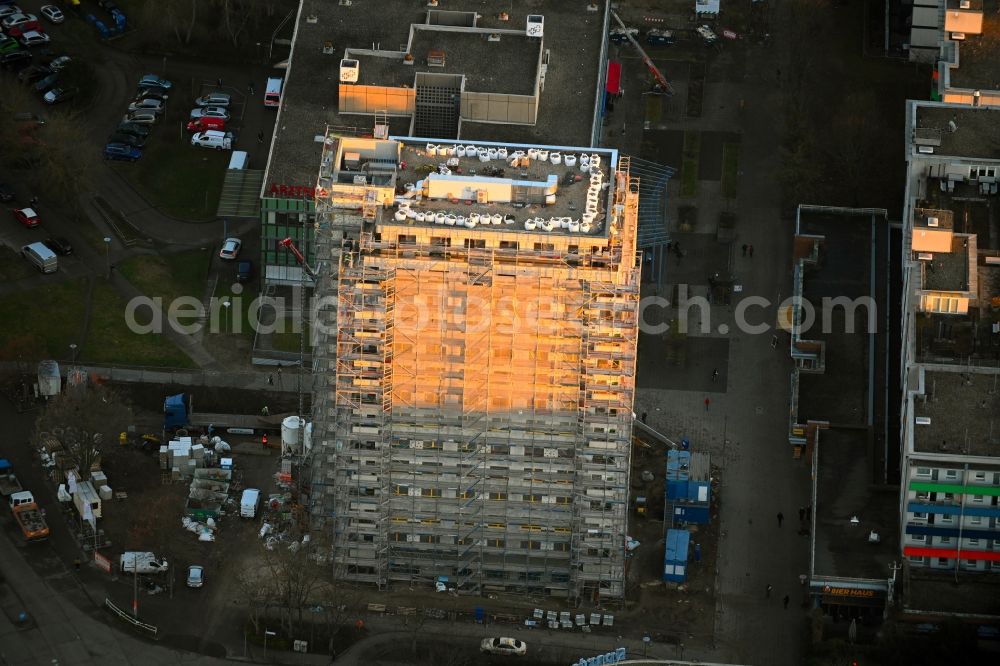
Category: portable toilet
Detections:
[
  {"x1": 111, "y1": 8, "x2": 126, "y2": 30},
  {"x1": 662, "y1": 529, "x2": 690, "y2": 583}
]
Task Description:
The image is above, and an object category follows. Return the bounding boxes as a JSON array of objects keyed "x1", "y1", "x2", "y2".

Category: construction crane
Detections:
[
  {"x1": 610, "y1": 11, "x2": 674, "y2": 96},
  {"x1": 279, "y1": 237, "x2": 318, "y2": 279}
]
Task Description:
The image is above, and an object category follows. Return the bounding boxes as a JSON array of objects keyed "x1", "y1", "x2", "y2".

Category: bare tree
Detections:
[
  {"x1": 215, "y1": 0, "x2": 254, "y2": 48},
  {"x1": 35, "y1": 384, "x2": 132, "y2": 480},
  {"x1": 261, "y1": 539, "x2": 326, "y2": 637},
  {"x1": 236, "y1": 558, "x2": 278, "y2": 635}
]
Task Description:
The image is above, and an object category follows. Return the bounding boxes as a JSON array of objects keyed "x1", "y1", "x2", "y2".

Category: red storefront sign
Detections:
[{"x1": 268, "y1": 183, "x2": 329, "y2": 199}]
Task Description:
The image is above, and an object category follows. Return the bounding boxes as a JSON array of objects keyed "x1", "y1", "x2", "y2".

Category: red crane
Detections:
[
  {"x1": 279, "y1": 237, "x2": 318, "y2": 279},
  {"x1": 610, "y1": 11, "x2": 674, "y2": 96}
]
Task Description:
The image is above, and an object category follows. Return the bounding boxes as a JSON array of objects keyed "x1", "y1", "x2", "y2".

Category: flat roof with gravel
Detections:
[
  {"x1": 915, "y1": 104, "x2": 1000, "y2": 160},
  {"x1": 913, "y1": 369, "x2": 1000, "y2": 457}
]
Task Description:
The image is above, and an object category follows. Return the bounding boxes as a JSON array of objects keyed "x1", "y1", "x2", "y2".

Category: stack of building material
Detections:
[{"x1": 162, "y1": 437, "x2": 207, "y2": 479}]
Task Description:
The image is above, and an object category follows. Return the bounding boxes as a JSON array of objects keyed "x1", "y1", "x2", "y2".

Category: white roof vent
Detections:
[
  {"x1": 960, "y1": 0, "x2": 971, "y2": 8},
  {"x1": 915, "y1": 416, "x2": 931, "y2": 425},
  {"x1": 339, "y1": 59, "x2": 359, "y2": 84},
  {"x1": 926, "y1": 216, "x2": 939, "y2": 227},
  {"x1": 526, "y1": 14, "x2": 544, "y2": 38}
]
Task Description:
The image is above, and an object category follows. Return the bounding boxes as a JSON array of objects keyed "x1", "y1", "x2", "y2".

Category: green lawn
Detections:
[
  {"x1": 680, "y1": 131, "x2": 701, "y2": 198},
  {"x1": 0, "y1": 278, "x2": 88, "y2": 360},
  {"x1": 721, "y1": 143, "x2": 741, "y2": 199},
  {"x1": 112, "y1": 136, "x2": 229, "y2": 221},
  {"x1": 271, "y1": 319, "x2": 310, "y2": 353},
  {"x1": 81, "y1": 281, "x2": 195, "y2": 367},
  {"x1": 0, "y1": 248, "x2": 36, "y2": 282},
  {"x1": 645, "y1": 95, "x2": 662, "y2": 125},
  {"x1": 118, "y1": 249, "x2": 212, "y2": 306}
]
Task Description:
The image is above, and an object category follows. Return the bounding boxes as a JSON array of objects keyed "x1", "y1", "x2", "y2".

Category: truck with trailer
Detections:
[
  {"x1": 0, "y1": 459, "x2": 23, "y2": 496},
  {"x1": 9, "y1": 491, "x2": 49, "y2": 541}
]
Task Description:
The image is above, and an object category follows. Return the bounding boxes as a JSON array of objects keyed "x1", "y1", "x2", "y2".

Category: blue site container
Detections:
[
  {"x1": 111, "y1": 9, "x2": 126, "y2": 30},
  {"x1": 663, "y1": 529, "x2": 690, "y2": 583}
]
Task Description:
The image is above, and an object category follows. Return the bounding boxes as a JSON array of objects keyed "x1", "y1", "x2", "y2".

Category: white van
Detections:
[
  {"x1": 191, "y1": 130, "x2": 233, "y2": 150},
  {"x1": 264, "y1": 77, "x2": 283, "y2": 108},
  {"x1": 228, "y1": 150, "x2": 248, "y2": 170},
  {"x1": 22, "y1": 242, "x2": 57, "y2": 273},
  {"x1": 120, "y1": 551, "x2": 169, "y2": 574},
  {"x1": 240, "y1": 488, "x2": 260, "y2": 518}
]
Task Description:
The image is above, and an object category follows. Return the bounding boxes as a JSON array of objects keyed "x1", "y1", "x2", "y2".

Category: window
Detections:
[
  {"x1": 973, "y1": 471, "x2": 987, "y2": 482},
  {"x1": 912, "y1": 512, "x2": 927, "y2": 520},
  {"x1": 533, "y1": 242, "x2": 555, "y2": 251},
  {"x1": 498, "y1": 240, "x2": 519, "y2": 250},
  {"x1": 970, "y1": 516, "x2": 983, "y2": 526},
  {"x1": 915, "y1": 491, "x2": 929, "y2": 500},
  {"x1": 971, "y1": 495, "x2": 985, "y2": 504},
  {"x1": 967, "y1": 539, "x2": 981, "y2": 547},
  {"x1": 939, "y1": 536, "x2": 952, "y2": 545},
  {"x1": 915, "y1": 467, "x2": 932, "y2": 478},
  {"x1": 964, "y1": 560, "x2": 978, "y2": 568},
  {"x1": 431, "y1": 237, "x2": 450, "y2": 247},
  {"x1": 908, "y1": 556, "x2": 925, "y2": 565},
  {"x1": 397, "y1": 234, "x2": 416, "y2": 245},
  {"x1": 910, "y1": 534, "x2": 927, "y2": 543},
  {"x1": 944, "y1": 469, "x2": 959, "y2": 480},
  {"x1": 938, "y1": 515, "x2": 953, "y2": 525},
  {"x1": 943, "y1": 493, "x2": 954, "y2": 502},
  {"x1": 937, "y1": 558, "x2": 950, "y2": 566},
  {"x1": 489, "y1": 492, "x2": 508, "y2": 501},
  {"x1": 464, "y1": 238, "x2": 486, "y2": 249}
]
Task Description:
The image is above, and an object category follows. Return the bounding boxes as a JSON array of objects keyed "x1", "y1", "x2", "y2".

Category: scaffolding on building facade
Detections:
[{"x1": 311, "y1": 138, "x2": 641, "y2": 602}]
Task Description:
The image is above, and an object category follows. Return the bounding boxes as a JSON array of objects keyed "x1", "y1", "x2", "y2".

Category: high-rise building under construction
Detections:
[{"x1": 308, "y1": 133, "x2": 641, "y2": 601}]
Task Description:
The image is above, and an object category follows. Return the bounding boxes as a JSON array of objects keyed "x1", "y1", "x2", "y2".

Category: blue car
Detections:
[
  {"x1": 137, "y1": 74, "x2": 172, "y2": 90},
  {"x1": 104, "y1": 142, "x2": 141, "y2": 162}
]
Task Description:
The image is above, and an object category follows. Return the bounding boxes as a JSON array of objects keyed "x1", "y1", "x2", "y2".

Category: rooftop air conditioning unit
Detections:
[
  {"x1": 526, "y1": 14, "x2": 544, "y2": 38},
  {"x1": 339, "y1": 58, "x2": 359, "y2": 83},
  {"x1": 927, "y1": 216, "x2": 939, "y2": 227},
  {"x1": 952, "y1": 32, "x2": 966, "y2": 40},
  {"x1": 918, "y1": 145, "x2": 935, "y2": 154},
  {"x1": 915, "y1": 416, "x2": 932, "y2": 425},
  {"x1": 960, "y1": 0, "x2": 971, "y2": 8},
  {"x1": 917, "y1": 252, "x2": 934, "y2": 260}
]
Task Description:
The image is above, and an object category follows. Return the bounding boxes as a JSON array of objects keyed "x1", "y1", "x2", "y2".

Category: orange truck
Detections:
[{"x1": 9, "y1": 491, "x2": 49, "y2": 541}]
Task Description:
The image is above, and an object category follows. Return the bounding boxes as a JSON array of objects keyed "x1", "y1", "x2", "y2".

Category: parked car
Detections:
[
  {"x1": 696, "y1": 25, "x2": 718, "y2": 44},
  {"x1": 39, "y1": 5, "x2": 64, "y2": 23},
  {"x1": 137, "y1": 74, "x2": 172, "y2": 90},
  {"x1": 117, "y1": 122, "x2": 151, "y2": 138},
  {"x1": 189, "y1": 106, "x2": 229, "y2": 121},
  {"x1": 43, "y1": 236, "x2": 72, "y2": 255},
  {"x1": 122, "y1": 110, "x2": 157, "y2": 125},
  {"x1": 127, "y1": 98, "x2": 164, "y2": 115},
  {"x1": 236, "y1": 260, "x2": 253, "y2": 282},
  {"x1": 0, "y1": 49, "x2": 31, "y2": 69},
  {"x1": 134, "y1": 88, "x2": 167, "y2": 103},
  {"x1": 19, "y1": 31, "x2": 50, "y2": 47},
  {"x1": 0, "y1": 5, "x2": 22, "y2": 20},
  {"x1": 5, "y1": 21, "x2": 40, "y2": 38},
  {"x1": 480, "y1": 637, "x2": 527, "y2": 656},
  {"x1": 218, "y1": 237, "x2": 241, "y2": 260},
  {"x1": 97, "y1": 0, "x2": 118, "y2": 11},
  {"x1": 186, "y1": 565, "x2": 204, "y2": 588},
  {"x1": 645, "y1": 29, "x2": 675, "y2": 46},
  {"x1": 186, "y1": 116, "x2": 225, "y2": 133},
  {"x1": 0, "y1": 182, "x2": 13, "y2": 202},
  {"x1": 191, "y1": 129, "x2": 232, "y2": 150},
  {"x1": 12, "y1": 207, "x2": 40, "y2": 228},
  {"x1": 32, "y1": 72, "x2": 57, "y2": 93},
  {"x1": 17, "y1": 64, "x2": 50, "y2": 83},
  {"x1": 0, "y1": 34, "x2": 19, "y2": 53},
  {"x1": 104, "y1": 142, "x2": 141, "y2": 162},
  {"x1": 47, "y1": 55, "x2": 69, "y2": 71},
  {"x1": 43, "y1": 86, "x2": 76, "y2": 104},
  {"x1": 108, "y1": 132, "x2": 144, "y2": 148},
  {"x1": 1, "y1": 12, "x2": 35, "y2": 29},
  {"x1": 194, "y1": 92, "x2": 230, "y2": 108}
]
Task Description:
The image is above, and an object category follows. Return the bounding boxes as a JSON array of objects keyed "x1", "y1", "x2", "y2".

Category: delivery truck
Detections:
[{"x1": 9, "y1": 492, "x2": 49, "y2": 541}]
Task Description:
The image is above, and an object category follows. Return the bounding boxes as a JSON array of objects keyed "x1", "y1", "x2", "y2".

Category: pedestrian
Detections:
[
  {"x1": 257, "y1": 130, "x2": 265, "y2": 144},
  {"x1": 73, "y1": 558, "x2": 81, "y2": 571},
  {"x1": 765, "y1": 584, "x2": 772, "y2": 598},
  {"x1": 673, "y1": 242, "x2": 682, "y2": 257},
  {"x1": 783, "y1": 595, "x2": 790, "y2": 610},
  {"x1": 267, "y1": 374, "x2": 274, "y2": 386},
  {"x1": 741, "y1": 243, "x2": 747, "y2": 257},
  {"x1": 207, "y1": 423, "x2": 214, "y2": 438},
  {"x1": 712, "y1": 368, "x2": 719, "y2": 382},
  {"x1": 217, "y1": 77, "x2": 223, "y2": 88},
  {"x1": 771, "y1": 334, "x2": 778, "y2": 349},
  {"x1": 798, "y1": 507, "x2": 805, "y2": 522},
  {"x1": 777, "y1": 512, "x2": 784, "y2": 527},
  {"x1": 248, "y1": 81, "x2": 255, "y2": 95},
  {"x1": 703, "y1": 397, "x2": 710, "y2": 412},
  {"x1": 641, "y1": 411, "x2": 648, "y2": 423},
  {"x1": 748, "y1": 244, "x2": 754, "y2": 258},
  {"x1": 806, "y1": 504, "x2": 812, "y2": 521},
  {"x1": 261, "y1": 405, "x2": 269, "y2": 416},
  {"x1": 30, "y1": 195, "x2": 39, "y2": 206}
]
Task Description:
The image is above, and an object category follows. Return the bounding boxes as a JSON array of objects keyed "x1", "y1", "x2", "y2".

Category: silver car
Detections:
[
  {"x1": 122, "y1": 110, "x2": 158, "y2": 125},
  {"x1": 194, "y1": 92, "x2": 230, "y2": 108},
  {"x1": 186, "y1": 565, "x2": 204, "y2": 588},
  {"x1": 128, "y1": 98, "x2": 164, "y2": 115},
  {"x1": 189, "y1": 106, "x2": 230, "y2": 121}
]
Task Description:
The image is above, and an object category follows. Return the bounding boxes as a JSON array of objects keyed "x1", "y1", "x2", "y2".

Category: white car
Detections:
[
  {"x1": 40, "y1": 5, "x2": 64, "y2": 23},
  {"x1": 19, "y1": 30, "x2": 50, "y2": 47},
  {"x1": 186, "y1": 565, "x2": 204, "y2": 588},
  {"x1": 0, "y1": 6, "x2": 22, "y2": 21},
  {"x1": 48, "y1": 56, "x2": 71, "y2": 71},
  {"x1": 480, "y1": 637, "x2": 527, "y2": 656},
  {"x1": 194, "y1": 92, "x2": 230, "y2": 108},
  {"x1": 219, "y1": 237, "x2": 241, "y2": 260},
  {"x1": 189, "y1": 106, "x2": 230, "y2": 121},
  {"x1": 2, "y1": 13, "x2": 37, "y2": 29}
]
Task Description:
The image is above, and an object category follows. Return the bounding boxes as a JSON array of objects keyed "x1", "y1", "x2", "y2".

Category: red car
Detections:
[
  {"x1": 6, "y1": 21, "x2": 42, "y2": 38},
  {"x1": 12, "y1": 207, "x2": 40, "y2": 228},
  {"x1": 186, "y1": 116, "x2": 226, "y2": 133}
]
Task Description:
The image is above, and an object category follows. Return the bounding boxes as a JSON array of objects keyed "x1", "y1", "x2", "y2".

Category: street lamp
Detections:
[
  {"x1": 103, "y1": 237, "x2": 112, "y2": 278},
  {"x1": 222, "y1": 298, "x2": 232, "y2": 334},
  {"x1": 69, "y1": 343, "x2": 77, "y2": 364},
  {"x1": 264, "y1": 629, "x2": 276, "y2": 659}
]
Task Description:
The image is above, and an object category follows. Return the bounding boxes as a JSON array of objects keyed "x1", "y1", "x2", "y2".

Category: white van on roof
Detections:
[{"x1": 240, "y1": 488, "x2": 260, "y2": 518}]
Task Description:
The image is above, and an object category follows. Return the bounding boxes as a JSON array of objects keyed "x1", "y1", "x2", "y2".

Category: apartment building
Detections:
[{"x1": 307, "y1": 134, "x2": 641, "y2": 601}]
